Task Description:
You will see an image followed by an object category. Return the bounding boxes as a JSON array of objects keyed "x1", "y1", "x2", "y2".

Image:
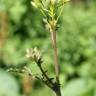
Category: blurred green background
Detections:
[{"x1": 0, "y1": 0, "x2": 96, "y2": 96}]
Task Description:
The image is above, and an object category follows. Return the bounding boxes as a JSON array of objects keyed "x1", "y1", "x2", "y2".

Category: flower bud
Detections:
[
  {"x1": 26, "y1": 48, "x2": 42, "y2": 65},
  {"x1": 50, "y1": 0, "x2": 56, "y2": 5}
]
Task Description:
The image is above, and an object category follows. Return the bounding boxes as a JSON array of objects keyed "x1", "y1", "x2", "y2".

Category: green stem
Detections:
[
  {"x1": 51, "y1": 31, "x2": 59, "y2": 79},
  {"x1": 50, "y1": 30, "x2": 61, "y2": 96},
  {"x1": 56, "y1": 90, "x2": 61, "y2": 96}
]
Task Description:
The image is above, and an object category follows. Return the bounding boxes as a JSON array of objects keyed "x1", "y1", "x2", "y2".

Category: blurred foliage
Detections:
[
  {"x1": 0, "y1": 70, "x2": 20, "y2": 96},
  {"x1": 0, "y1": 0, "x2": 96, "y2": 96}
]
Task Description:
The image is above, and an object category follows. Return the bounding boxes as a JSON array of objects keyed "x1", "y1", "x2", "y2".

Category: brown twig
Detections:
[{"x1": 50, "y1": 29, "x2": 61, "y2": 96}]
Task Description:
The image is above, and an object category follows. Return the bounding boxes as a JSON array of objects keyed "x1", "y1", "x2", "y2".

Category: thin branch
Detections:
[{"x1": 39, "y1": 65, "x2": 54, "y2": 86}]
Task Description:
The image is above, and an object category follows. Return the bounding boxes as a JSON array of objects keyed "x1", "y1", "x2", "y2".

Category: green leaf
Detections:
[
  {"x1": 62, "y1": 79, "x2": 94, "y2": 96},
  {"x1": 0, "y1": 70, "x2": 20, "y2": 96}
]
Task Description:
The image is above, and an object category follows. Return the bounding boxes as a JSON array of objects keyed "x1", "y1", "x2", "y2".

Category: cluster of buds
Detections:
[
  {"x1": 43, "y1": 18, "x2": 57, "y2": 32},
  {"x1": 31, "y1": 0, "x2": 70, "y2": 9},
  {"x1": 31, "y1": 0, "x2": 56, "y2": 9},
  {"x1": 26, "y1": 47, "x2": 60, "y2": 92},
  {"x1": 31, "y1": 0, "x2": 70, "y2": 33},
  {"x1": 26, "y1": 47, "x2": 43, "y2": 65}
]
